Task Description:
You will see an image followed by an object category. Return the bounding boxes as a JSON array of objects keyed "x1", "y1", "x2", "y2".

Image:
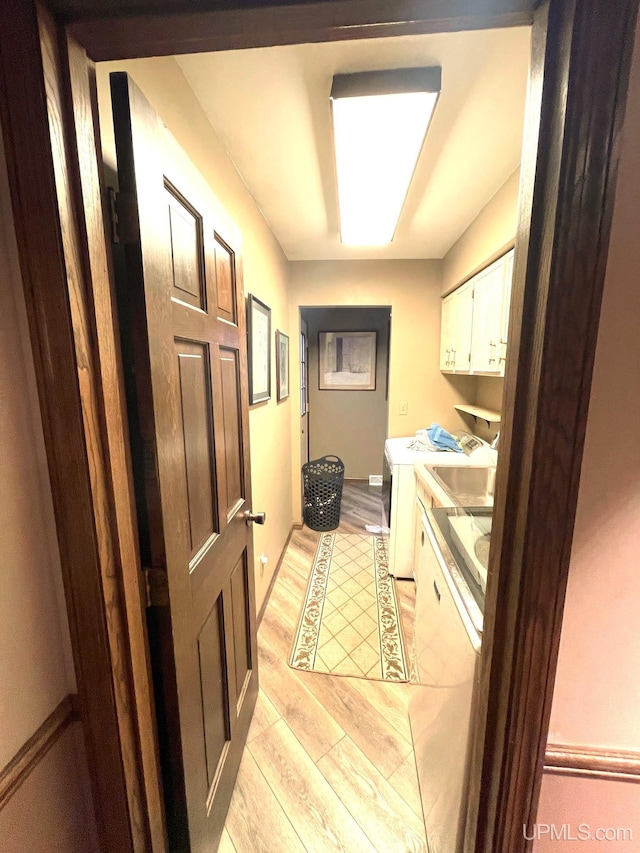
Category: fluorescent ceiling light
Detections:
[{"x1": 330, "y1": 68, "x2": 441, "y2": 247}]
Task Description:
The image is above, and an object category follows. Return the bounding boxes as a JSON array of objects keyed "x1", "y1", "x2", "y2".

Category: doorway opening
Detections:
[
  {"x1": 93, "y1": 21, "x2": 529, "y2": 845},
  {"x1": 300, "y1": 305, "x2": 391, "y2": 487},
  {"x1": 92, "y1": 21, "x2": 530, "y2": 850}
]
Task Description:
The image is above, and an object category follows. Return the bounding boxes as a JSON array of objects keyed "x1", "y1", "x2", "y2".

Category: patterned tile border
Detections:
[{"x1": 289, "y1": 533, "x2": 409, "y2": 682}]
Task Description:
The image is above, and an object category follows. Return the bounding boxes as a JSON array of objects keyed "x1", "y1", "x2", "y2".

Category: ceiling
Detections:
[{"x1": 176, "y1": 27, "x2": 531, "y2": 261}]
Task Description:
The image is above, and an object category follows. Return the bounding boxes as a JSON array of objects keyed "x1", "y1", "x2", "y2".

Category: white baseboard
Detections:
[{"x1": 369, "y1": 475, "x2": 383, "y2": 487}]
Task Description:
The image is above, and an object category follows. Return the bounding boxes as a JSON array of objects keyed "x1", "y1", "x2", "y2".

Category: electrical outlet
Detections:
[
  {"x1": 259, "y1": 554, "x2": 268, "y2": 577},
  {"x1": 399, "y1": 400, "x2": 408, "y2": 415}
]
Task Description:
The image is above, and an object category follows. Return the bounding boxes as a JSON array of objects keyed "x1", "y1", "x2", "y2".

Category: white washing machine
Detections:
[{"x1": 383, "y1": 436, "x2": 493, "y2": 579}]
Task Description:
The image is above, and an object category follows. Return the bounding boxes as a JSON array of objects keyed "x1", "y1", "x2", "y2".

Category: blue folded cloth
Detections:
[{"x1": 426, "y1": 423, "x2": 463, "y2": 453}]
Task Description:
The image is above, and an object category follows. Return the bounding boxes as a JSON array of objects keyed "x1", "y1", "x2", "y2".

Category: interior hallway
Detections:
[{"x1": 221, "y1": 482, "x2": 426, "y2": 851}]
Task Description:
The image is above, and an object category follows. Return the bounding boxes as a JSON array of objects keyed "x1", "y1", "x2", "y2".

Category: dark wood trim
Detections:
[
  {"x1": 0, "y1": 696, "x2": 77, "y2": 811},
  {"x1": 69, "y1": 0, "x2": 538, "y2": 62},
  {"x1": 465, "y1": 1, "x2": 640, "y2": 851},
  {"x1": 0, "y1": 3, "x2": 155, "y2": 851},
  {"x1": 60, "y1": 31, "x2": 168, "y2": 853},
  {"x1": 257, "y1": 526, "x2": 295, "y2": 626},
  {"x1": 545, "y1": 745, "x2": 640, "y2": 783}
]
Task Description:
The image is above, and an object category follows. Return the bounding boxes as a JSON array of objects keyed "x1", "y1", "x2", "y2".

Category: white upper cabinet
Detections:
[
  {"x1": 440, "y1": 280, "x2": 473, "y2": 373},
  {"x1": 498, "y1": 248, "x2": 515, "y2": 376},
  {"x1": 470, "y1": 257, "x2": 505, "y2": 374},
  {"x1": 440, "y1": 291, "x2": 455, "y2": 371},
  {"x1": 440, "y1": 248, "x2": 515, "y2": 377}
]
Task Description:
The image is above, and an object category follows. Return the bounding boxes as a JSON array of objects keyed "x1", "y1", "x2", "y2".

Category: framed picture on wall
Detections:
[
  {"x1": 318, "y1": 331, "x2": 377, "y2": 391},
  {"x1": 276, "y1": 330, "x2": 290, "y2": 402},
  {"x1": 247, "y1": 294, "x2": 271, "y2": 405}
]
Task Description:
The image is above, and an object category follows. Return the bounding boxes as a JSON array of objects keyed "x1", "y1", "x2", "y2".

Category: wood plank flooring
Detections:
[{"x1": 223, "y1": 482, "x2": 426, "y2": 852}]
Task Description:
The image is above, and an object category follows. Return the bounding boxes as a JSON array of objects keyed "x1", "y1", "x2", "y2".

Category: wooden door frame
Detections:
[{"x1": 0, "y1": 1, "x2": 637, "y2": 851}]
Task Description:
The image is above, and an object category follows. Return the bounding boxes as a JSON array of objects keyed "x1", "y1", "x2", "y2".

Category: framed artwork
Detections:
[
  {"x1": 318, "y1": 331, "x2": 377, "y2": 391},
  {"x1": 300, "y1": 330, "x2": 308, "y2": 416},
  {"x1": 276, "y1": 330, "x2": 290, "y2": 402},
  {"x1": 247, "y1": 294, "x2": 271, "y2": 404}
]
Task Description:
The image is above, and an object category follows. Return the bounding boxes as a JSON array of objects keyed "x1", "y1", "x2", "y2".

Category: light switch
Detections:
[{"x1": 399, "y1": 401, "x2": 408, "y2": 415}]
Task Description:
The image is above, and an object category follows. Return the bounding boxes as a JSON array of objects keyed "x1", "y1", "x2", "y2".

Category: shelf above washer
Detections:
[{"x1": 454, "y1": 404, "x2": 501, "y2": 428}]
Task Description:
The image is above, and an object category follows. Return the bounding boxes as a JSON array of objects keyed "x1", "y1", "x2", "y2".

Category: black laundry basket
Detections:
[{"x1": 302, "y1": 455, "x2": 345, "y2": 531}]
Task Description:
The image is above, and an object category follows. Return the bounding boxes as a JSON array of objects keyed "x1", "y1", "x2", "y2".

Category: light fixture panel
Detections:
[{"x1": 330, "y1": 67, "x2": 441, "y2": 247}]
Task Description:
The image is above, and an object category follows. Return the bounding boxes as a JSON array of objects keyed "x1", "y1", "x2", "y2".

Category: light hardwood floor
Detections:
[{"x1": 222, "y1": 482, "x2": 426, "y2": 852}]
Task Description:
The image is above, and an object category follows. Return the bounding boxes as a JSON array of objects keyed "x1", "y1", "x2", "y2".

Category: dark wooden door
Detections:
[{"x1": 110, "y1": 72, "x2": 259, "y2": 852}]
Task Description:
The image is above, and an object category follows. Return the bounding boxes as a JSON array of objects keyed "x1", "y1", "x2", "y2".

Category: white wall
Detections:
[
  {"x1": 442, "y1": 168, "x2": 519, "y2": 295},
  {"x1": 0, "y1": 130, "x2": 98, "y2": 850},
  {"x1": 535, "y1": 11, "x2": 640, "y2": 849}
]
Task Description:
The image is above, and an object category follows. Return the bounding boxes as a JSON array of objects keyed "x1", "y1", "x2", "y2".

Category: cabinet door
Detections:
[
  {"x1": 452, "y1": 280, "x2": 473, "y2": 373},
  {"x1": 470, "y1": 259, "x2": 503, "y2": 374},
  {"x1": 440, "y1": 293, "x2": 455, "y2": 371},
  {"x1": 414, "y1": 500, "x2": 426, "y2": 586},
  {"x1": 498, "y1": 248, "x2": 515, "y2": 377}
]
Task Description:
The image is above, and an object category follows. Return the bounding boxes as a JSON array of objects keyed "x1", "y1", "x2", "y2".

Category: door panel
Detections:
[
  {"x1": 218, "y1": 347, "x2": 245, "y2": 519},
  {"x1": 176, "y1": 341, "x2": 218, "y2": 552},
  {"x1": 213, "y1": 234, "x2": 237, "y2": 323},
  {"x1": 198, "y1": 598, "x2": 230, "y2": 788},
  {"x1": 230, "y1": 556, "x2": 251, "y2": 704},
  {"x1": 166, "y1": 186, "x2": 206, "y2": 309},
  {"x1": 111, "y1": 72, "x2": 258, "y2": 853}
]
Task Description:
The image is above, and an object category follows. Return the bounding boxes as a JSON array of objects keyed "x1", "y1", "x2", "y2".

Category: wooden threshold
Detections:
[{"x1": 0, "y1": 695, "x2": 77, "y2": 811}]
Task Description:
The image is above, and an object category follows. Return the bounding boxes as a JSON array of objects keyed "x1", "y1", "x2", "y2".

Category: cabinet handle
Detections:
[
  {"x1": 445, "y1": 349, "x2": 450, "y2": 366},
  {"x1": 421, "y1": 530, "x2": 425, "y2": 546},
  {"x1": 433, "y1": 580, "x2": 441, "y2": 603},
  {"x1": 451, "y1": 349, "x2": 456, "y2": 368}
]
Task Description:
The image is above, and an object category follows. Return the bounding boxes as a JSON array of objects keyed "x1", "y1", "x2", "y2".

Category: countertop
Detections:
[{"x1": 385, "y1": 436, "x2": 494, "y2": 468}]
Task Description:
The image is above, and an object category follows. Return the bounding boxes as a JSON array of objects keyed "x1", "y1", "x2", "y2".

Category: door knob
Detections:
[{"x1": 245, "y1": 510, "x2": 266, "y2": 526}]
